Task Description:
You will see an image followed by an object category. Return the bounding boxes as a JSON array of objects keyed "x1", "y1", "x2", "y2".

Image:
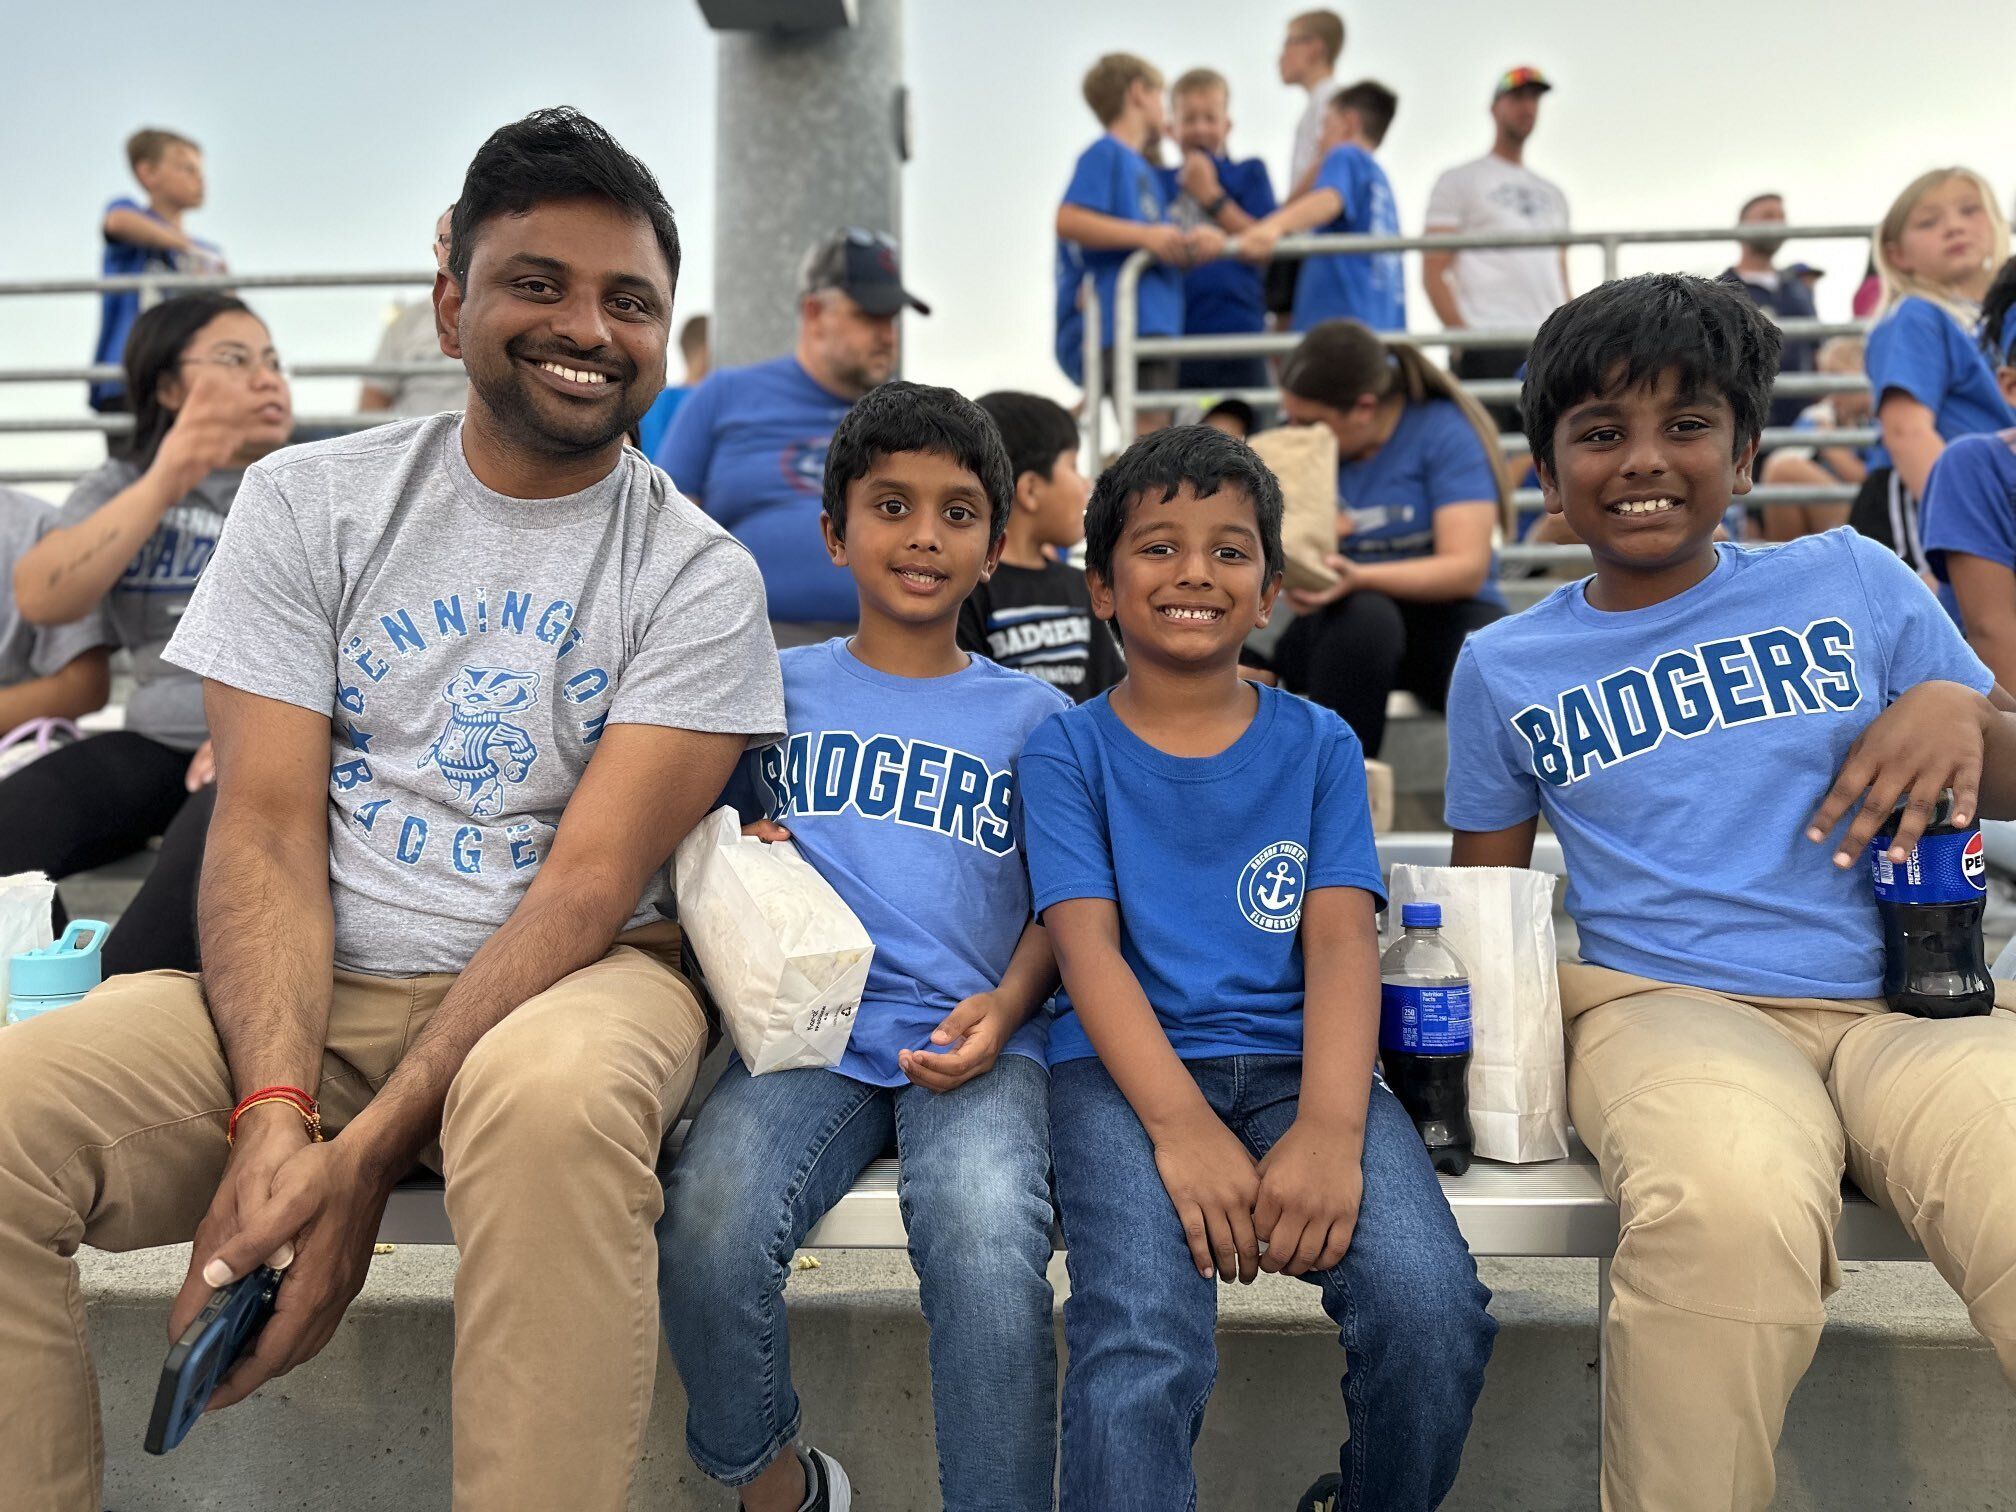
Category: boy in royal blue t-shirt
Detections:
[
  {"x1": 659, "y1": 384, "x2": 1069, "y2": 1512},
  {"x1": 1021, "y1": 426, "x2": 1495, "y2": 1511},
  {"x1": 1056, "y1": 53, "x2": 1217, "y2": 427},
  {"x1": 1449, "y1": 274, "x2": 2016, "y2": 1512},
  {"x1": 1239, "y1": 82, "x2": 1405, "y2": 334}
]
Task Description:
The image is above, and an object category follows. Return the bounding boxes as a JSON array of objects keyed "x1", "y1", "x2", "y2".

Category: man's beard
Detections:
[
  {"x1": 1743, "y1": 234, "x2": 1787, "y2": 259},
  {"x1": 467, "y1": 334, "x2": 647, "y2": 456}
]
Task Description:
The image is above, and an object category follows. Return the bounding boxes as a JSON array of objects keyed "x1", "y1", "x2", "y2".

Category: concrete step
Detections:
[{"x1": 79, "y1": 1245, "x2": 2016, "y2": 1511}]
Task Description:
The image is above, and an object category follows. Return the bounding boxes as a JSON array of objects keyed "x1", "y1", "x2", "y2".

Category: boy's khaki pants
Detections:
[
  {"x1": 1561, "y1": 963, "x2": 2016, "y2": 1512},
  {"x1": 0, "y1": 920, "x2": 707, "y2": 1512}
]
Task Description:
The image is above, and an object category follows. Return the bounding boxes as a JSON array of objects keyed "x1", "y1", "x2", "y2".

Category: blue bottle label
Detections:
[
  {"x1": 1869, "y1": 826, "x2": 1986, "y2": 905},
  {"x1": 1379, "y1": 982, "x2": 1472, "y2": 1055}
]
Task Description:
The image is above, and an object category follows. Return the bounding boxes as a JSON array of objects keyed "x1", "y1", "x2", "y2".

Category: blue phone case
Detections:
[{"x1": 144, "y1": 1266, "x2": 284, "y2": 1454}]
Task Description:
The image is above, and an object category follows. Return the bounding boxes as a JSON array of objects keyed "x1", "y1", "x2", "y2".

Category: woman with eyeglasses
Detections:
[{"x1": 6, "y1": 292, "x2": 294, "y2": 974}]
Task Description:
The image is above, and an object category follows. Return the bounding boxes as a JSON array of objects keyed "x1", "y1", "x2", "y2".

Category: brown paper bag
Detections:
[{"x1": 1247, "y1": 423, "x2": 1341, "y2": 592}]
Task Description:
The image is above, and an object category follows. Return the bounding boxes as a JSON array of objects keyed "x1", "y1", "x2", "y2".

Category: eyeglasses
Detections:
[{"x1": 179, "y1": 351, "x2": 288, "y2": 377}]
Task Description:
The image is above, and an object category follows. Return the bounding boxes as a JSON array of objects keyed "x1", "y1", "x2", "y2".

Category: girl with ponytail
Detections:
[{"x1": 1269, "y1": 318, "x2": 1508, "y2": 755}]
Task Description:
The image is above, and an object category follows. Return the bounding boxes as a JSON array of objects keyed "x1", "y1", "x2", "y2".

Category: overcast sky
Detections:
[{"x1": 3, "y1": 0, "x2": 2013, "y2": 492}]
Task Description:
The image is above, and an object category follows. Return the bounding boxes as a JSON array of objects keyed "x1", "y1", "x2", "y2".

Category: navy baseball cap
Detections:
[
  {"x1": 1787, "y1": 261, "x2": 1827, "y2": 281},
  {"x1": 800, "y1": 228, "x2": 931, "y2": 318}
]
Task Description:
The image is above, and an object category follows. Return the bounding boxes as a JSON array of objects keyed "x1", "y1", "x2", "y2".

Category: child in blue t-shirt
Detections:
[
  {"x1": 659, "y1": 383, "x2": 1070, "y2": 1512},
  {"x1": 91, "y1": 129, "x2": 226, "y2": 413},
  {"x1": 1922, "y1": 427, "x2": 2016, "y2": 676},
  {"x1": 1055, "y1": 52, "x2": 1213, "y2": 423},
  {"x1": 1238, "y1": 82, "x2": 1405, "y2": 334},
  {"x1": 1021, "y1": 425, "x2": 1495, "y2": 1512},
  {"x1": 1449, "y1": 273, "x2": 2016, "y2": 1510},
  {"x1": 1851, "y1": 171, "x2": 2014, "y2": 573}
]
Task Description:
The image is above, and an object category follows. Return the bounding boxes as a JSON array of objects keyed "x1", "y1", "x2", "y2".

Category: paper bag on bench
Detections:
[
  {"x1": 1386, "y1": 864, "x2": 1569, "y2": 1163},
  {"x1": 1247, "y1": 423, "x2": 1340, "y2": 593},
  {"x1": 674, "y1": 807, "x2": 873, "y2": 1075},
  {"x1": 0, "y1": 872, "x2": 56, "y2": 1012}
]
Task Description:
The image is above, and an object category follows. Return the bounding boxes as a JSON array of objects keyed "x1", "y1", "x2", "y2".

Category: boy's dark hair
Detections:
[
  {"x1": 976, "y1": 391, "x2": 1079, "y2": 484},
  {"x1": 1329, "y1": 81, "x2": 1398, "y2": 148},
  {"x1": 450, "y1": 108, "x2": 680, "y2": 291},
  {"x1": 1980, "y1": 256, "x2": 2016, "y2": 368},
  {"x1": 1083, "y1": 426, "x2": 1285, "y2": 584},
  {"x1": 126, "y1": 128, "x2": 197, "y2": 171},
  {"x1": 1521, "y1": 273, "x2": 1782, "y2": 480},
  {"x1": 1202, "y1": 397, "x2": 1258, "y2": 436},
  {"x1": 124, "y1": 292, "x2": 257, "y2": 469},
  {"x1": 822, "y1": 381, "x2": 1013, "y2": 545}
]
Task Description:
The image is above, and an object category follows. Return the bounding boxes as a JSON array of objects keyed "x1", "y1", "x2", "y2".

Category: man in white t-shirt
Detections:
[
  {"x1": 1270, "y1": 9, "x2": 1346, "y2": 320},
  {"x1": 1422, "y1": 66, "x2": 1570, "y2": 427},
  {"x1": 359, "y1": 206, "x2": 470, "y2": 418}
]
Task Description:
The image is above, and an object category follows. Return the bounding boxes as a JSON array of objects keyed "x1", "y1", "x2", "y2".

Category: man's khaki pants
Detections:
[
  {"x1": 1561, "y1": 963, "x2": 2016, "y2": 1512},
  {"x1": 0, "y1": 920, "x2": 707, "y2": 1512}
]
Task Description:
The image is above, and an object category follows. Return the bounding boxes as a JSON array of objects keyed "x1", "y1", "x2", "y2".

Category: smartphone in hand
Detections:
[{"x1": 144, "y1": 1266, "x2": 284, "y2": 1454}]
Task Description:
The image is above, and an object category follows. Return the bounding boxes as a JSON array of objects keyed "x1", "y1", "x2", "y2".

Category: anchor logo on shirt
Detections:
[{"x1": 1238, "y1": 841, "x2": 1309, "y2": 933}]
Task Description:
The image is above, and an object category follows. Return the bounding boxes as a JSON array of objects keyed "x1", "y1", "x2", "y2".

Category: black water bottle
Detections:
[
  {"x1": 1379, "y1": 902, "x2": 1473, "y2": 1175},
  {"x1": 1869, "y1": 795, "x2": 1993, "y2": 1019}
]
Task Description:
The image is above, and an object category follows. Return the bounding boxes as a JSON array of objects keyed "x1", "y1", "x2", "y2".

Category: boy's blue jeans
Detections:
[
  {"x1": 1050, "y1": 1055, "x2": 1496, "y2": 1512},
  {"x1": 657, "y1": 1053, "x2": 1056, "y2": 1509}
]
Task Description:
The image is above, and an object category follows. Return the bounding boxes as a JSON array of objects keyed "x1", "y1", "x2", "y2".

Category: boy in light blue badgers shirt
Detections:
[
  {"x1": 1448, "y1": 274, "x2": 2016, "y2": 1512},
  {"x1": 1021, "y1": 425, "x2": 1494, "y2": 1512},
  {"x1": 659, "y1": 382, "x2": 1068, "y2": 1512}
]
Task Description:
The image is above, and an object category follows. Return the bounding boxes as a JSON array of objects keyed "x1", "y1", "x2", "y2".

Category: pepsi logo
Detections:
[{"x1": 1964, "y1": 830, "x2": 1988, "y2": 891}]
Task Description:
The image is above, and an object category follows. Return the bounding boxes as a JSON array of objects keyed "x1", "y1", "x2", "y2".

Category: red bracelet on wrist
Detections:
[{"x1": 227, "y1": 1085, "x2": 323, "y2": 1145}]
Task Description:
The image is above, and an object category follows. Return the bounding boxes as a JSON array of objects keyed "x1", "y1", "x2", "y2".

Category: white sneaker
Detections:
[{"x1": 796, "y1": 1445, "x2": 852, "y2": 1511}]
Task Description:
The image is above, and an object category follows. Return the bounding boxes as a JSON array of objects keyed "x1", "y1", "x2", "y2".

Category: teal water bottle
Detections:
[{"x1": 7, "y1": 921, "x2": 110, "y2": 1024}]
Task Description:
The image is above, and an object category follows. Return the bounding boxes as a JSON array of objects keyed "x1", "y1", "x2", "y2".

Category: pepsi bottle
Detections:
[
  {"x1": 1379, "y1": 902, "x2": 1473, "y2": 1176},
  {"x1": 1868, "y1": 794, "x2": 1993, "y2": 1019}
]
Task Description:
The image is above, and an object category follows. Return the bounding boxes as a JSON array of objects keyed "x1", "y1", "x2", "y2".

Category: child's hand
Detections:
[
  {"x1": 740, "y1": 818, "x2": 792, "y2": 843},
  {"x1": 1152, "y1": 1115, "x2": 1262, "y2": 1283},
  {"x1": 1186, "y1": 225, "x2": 1229, "y2": 265},
  {"x1": 1143, "y1": 224, "x2": 1191, "y2": 266},
  {"x1": 1236, "y1": 224, "x2": 1281, "y2": 264},
  {"x1": 1254, "y1": 1117, "x2": 1362, "y2": 1276},
  {"x1": 1178, "y1": 150, "x2": 1222, "y2": 205},
  {"x1": 899, "y1": 992, "x2": 1010, "y2": 1092},
  {"x1": 1806, "y1": 680, "x2": 1993, "y2": 868}
]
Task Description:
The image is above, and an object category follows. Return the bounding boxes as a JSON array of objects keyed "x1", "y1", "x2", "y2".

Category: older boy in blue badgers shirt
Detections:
[
  {"x1": 1448, "y1": 274, "x2": 2016, "y2": 1512},
  {"x1": 1240, "y1": 82, "x2": 1405, "y2": 334},
  {"x1": 659, "y1": 383, "x2": 1068, "y2": 1512},
  {"x1": 1157, "y1": 68, "x2": 1278, "y2": 393},
  {"x1": 1021, "y1": 426, "x2": 1495, "y2": 1512}
]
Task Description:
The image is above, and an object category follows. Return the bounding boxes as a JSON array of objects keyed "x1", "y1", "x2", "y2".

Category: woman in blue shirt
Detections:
[
  {"x1": 1850, "y1": 168, "x2": 2013, "y2": 573},
  {"x1": 1267, "y1": 319, "x2": 1508, "y2": 756}
]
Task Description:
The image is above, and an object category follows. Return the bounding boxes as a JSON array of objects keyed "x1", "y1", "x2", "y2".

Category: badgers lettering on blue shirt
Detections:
[
  {"x1": 757, "y1": 731, "x2": 1017, "y2": 855},
  {"x1": 1513, "y1": 618, "x2": 1861, "y2": 787}
]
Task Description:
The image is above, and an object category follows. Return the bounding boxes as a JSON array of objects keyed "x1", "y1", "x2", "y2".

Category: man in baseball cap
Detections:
[{"x1": 655, "y1": 227, "x2": 932, "y2": 643}]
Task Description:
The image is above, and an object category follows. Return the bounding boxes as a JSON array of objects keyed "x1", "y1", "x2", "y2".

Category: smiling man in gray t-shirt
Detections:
[{"x1": 0, "y1": 109, "x2": 784, "y2": 1511}]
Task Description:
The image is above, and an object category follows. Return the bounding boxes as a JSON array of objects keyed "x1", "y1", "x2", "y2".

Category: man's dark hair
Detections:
[
  {"x1": 1738, "y1": 191, "x2": 1783, "y2": 221},
  {"x1": 1521, "y1": 273, "x2": 1782, "y2": 479},
  {"x1": 822, "y1": 381, "x2": 1013, "y2": 544},
  {"x1": 976, "y1": 391, "x2": 1079, "y2": 484},
  {"x1": 1329, "y1": 80, "x2": 1398, "y2": 148},
  {"x1": 449, "y1": 108, "x2": 681, "y2": 290},
  {"x1": 1083, "y1": 426, "x2": 1284, "y2": 584},
  {"x1": 1202, "y1": 397, "x2": 1259, "y2": 437}
]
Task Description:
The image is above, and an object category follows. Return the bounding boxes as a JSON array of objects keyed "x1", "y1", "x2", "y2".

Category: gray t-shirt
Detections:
[
  {"x1": 368, "y1": 301, "x2": 469, "y2": 419},
  {"x1": 165, "y1": 415, "x2": 785, "y2": 976},
  {"x1": 0, "y1": 487, "x2": 113, "y2": 690},
  {"x1": 58, "y1": 459, "x2": 241, "y2": 750}
]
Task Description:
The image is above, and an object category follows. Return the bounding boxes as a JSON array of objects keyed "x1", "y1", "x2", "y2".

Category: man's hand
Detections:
[
  {"x1": 1143, "y1": 224, "x2": 1192, "y2": 266},
  {"x1": 151, "y1": 372, "x2": 267, "y2": 496},
  {"x1": 899, "y1": 991, "x2": 1015, "y2": 1092},
  {"x1": 1806, "y1": 680, "x2": 1993, "y2": 867},
  {"x1": 1178, "y1": 150, "x2": 1222, "y2": 205},
  {"x1": 187, "y1": 1137, "x2": 392, "y2": 1411},
  {"x1": 1186, "y1": 225, "x2": 1229, "y2": 264},
  {"x1": 168, "y1": 1110, "x2": 309, "y2": 1345},
  {"x1": 1286, "y1": 553, "x2": 1360, "y2": 613},
  {"x1": 1254, "y1": 1116, "x2": 1362, "y2": 1276},
  {"x1": 1237, "y1": 223, "x2": 1282, "y2": 263},
  {"x1": 1153, "y1": 1113, "x2": 1262, "y2": 1283}
]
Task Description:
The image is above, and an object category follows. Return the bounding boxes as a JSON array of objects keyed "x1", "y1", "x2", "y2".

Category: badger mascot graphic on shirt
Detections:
[{"x1": 419, "y1": 666, "x2": 542, "y2": 818}]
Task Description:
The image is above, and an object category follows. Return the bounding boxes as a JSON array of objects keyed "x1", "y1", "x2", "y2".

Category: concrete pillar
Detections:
[{"x1": 706, "y1": 0, "x2": 906, "y2": 368}]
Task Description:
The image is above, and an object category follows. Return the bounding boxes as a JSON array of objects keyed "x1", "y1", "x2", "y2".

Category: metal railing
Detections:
[{"x1": 1094, "y1": 223, "x2": 1880, "y2": 521}]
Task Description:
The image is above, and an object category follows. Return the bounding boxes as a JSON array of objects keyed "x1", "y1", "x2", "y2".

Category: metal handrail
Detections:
[
  {"x1": 1108, "y1": 221, "x2": 1880, "y2": 441},
  {"x1": 0, "y1": 360, "x2": 461, "y2": 385},
  {"x1": 1134, "y1": 316, "x2": 1870, "y2": 360},
  {"x1": 0, "y1": 269, "x2": 434, "y2": 298}
]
